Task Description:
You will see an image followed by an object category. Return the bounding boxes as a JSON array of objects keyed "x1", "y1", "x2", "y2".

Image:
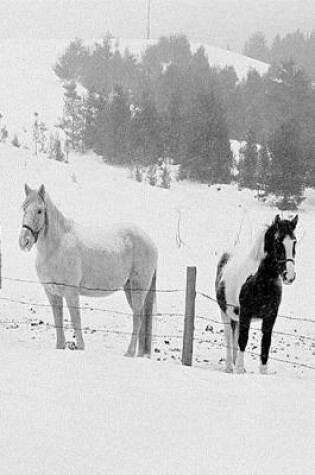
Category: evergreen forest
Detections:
[{"x1": 54, "y1": 33, "x2": 315, "y2": 209}]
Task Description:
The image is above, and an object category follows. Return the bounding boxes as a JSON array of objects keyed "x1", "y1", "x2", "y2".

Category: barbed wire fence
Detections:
[{"x1": 0, "y1": 271, "x2": 314, "y2": 372}]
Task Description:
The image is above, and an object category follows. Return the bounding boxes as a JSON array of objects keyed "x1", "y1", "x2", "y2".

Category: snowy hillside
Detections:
[
  {"x1": 0, "y1": 39, "x2": 67, "y2": 139},
  {"x1": 114, "y1": 38, "x2": 270, "y2": 80},
  {"x1": 0, "y1": 144, "x2": 314, "y2": 473},
  {"x1": 0, "y1": 38, "x2": 269, "y2": 140}
]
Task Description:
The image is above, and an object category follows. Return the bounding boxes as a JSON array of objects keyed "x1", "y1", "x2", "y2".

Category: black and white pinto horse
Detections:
[{"x1": 215, "y1": 214, "x2": 298, "y2": 374}]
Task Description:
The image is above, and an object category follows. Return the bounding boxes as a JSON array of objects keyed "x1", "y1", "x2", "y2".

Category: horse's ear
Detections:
[
  {"x1": 291, "y1": 214, "x2": 298, "y2": 230},
  {"x1": 25, "y1": 183, "x2": 32, "y2": 196},
  {"x1": 38, "y1": 184, "x2": 45, "y2": 201},
  {"x1": 273, "y1": 214, "x2": 281, "y2": 227}
]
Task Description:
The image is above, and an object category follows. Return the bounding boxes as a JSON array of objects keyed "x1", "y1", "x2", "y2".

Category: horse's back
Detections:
[
  {"x1": 73, "y1": 222, "x2": 157, "y2": 294},
  {"x1": 216, "y1": 245, "x2": 261, "y2": 318},
  {"x1": 74, "y1": 222, "x2": 157, "y2": 260}
]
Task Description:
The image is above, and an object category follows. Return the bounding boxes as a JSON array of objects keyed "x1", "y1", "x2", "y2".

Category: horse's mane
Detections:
[
  {"x1": 44, "y1": 192, "x2": 71, "y2": 231},
  {"x1": 248, "y1": 225, "x2": 268, "y2": 262}
]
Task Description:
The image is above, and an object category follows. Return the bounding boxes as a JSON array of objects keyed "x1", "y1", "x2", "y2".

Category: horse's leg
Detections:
[
  {"x1": 45, "y1": 289, "x2": 65, "y2": 349},
  {"x1": 138, "y1": 309, "x2": 146, "y2": 357},
  {"x1": 125, "y1": 288, "x2": 146, "y2": 358},
  {"x1": 65, "y1": 293, "x2": 85, "y2": 350},
  {"x1": 232, "y1": 321, "x2": 239, "y2": 365},
  {"x1": 125, "y1": 274, "x2": 156, "y2": 358},
  {"x1": 260, "y1": 315, "x2": 276, "y2": 374},
  {"x1": 124, "y1": 283, "x2": 144, "y2": 355},
  {"x1": 124, "y1": 283, "x2": 132, "y2": 308},
  {"x1": 221, "y1": 311, "x2": 234, "y2": 373},
  {"x1": 141, "y1": 270, "x2": 157, "y2": 357},
  {"x1": 235, "y1": 313, "x2": 251, "y2": 374}
]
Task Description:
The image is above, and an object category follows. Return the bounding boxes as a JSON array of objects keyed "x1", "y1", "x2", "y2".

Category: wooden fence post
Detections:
[{"x1": 182, "y1": 266, "x2": 197, "y2": 366}]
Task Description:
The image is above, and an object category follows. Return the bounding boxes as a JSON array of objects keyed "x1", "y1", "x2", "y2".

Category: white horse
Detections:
[{"x1": 19, "y1": 184, "x2": 158, "y2": 357}]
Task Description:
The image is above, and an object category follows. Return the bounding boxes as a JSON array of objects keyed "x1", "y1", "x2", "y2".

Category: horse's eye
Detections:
[{"x1": 38, "y1": 209, "x2": 42, "y2": 215}]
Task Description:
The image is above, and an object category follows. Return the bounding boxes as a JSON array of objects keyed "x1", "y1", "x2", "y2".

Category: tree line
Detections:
[
  {"x1": 244, "y1": 30, "x2": 315, "y2": 81},
  {"x1": 54, "y1": 34, "x2": 315, "y2": 209}
]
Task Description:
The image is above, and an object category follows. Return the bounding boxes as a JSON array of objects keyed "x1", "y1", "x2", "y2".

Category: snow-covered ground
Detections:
[
  {"x1": 0, "y1": 145, "x2": 314, "y2": 474},
  {"x1": 0, "y1": 328, "x2": 313, "y2": 475},
  {"x1": 0, "y1": 38, "x2": 313, "y2": 474}
]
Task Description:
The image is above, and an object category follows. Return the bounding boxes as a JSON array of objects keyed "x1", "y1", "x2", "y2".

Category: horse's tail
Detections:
[
  {"x1": 143, "y1": 270, "x2": 157, "y2": 356},
  {"x1": 215, "y1": 252, "x2": 230, "y2": 313},
  {"x1": 215, "y1": 252, "x2": 230, "y2": 288}
]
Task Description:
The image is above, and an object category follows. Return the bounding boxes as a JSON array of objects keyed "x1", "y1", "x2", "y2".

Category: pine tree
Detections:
[
  {"x1": 160, "y1": 162, "x2": 172, "y2": 189},
  {"x1": 134, "y1": 165, "x2": 143, "y2": 182},
  {"x1": 162, "y1": 89, "x2": 186, "y2": 162},
  {"x1": 243, "y1": 32, "x2": 270, "y2": 63},
  {"x1": 37, "y1": 121, "x2": 48, "y2": 153},
  {"x1": 48, "y1": 132, "x2": 65, "y2": 162},
  {"x1": 239, "y1": 129, "x2": 259, "y2": 189},
  {"x1": 268, "y1": 119, "x2": 305, "y2": 209},
  {"x1": 257, "y1": 144, "x2": 271, "y2": 192},
  {"x1": 184, "y1": 92, "x2": 232, "y2": 183},
  {"x1": 130, "y1": 95, "x2": 162, "y2": 166},
  {"x1": 54, "y1": 37, "x2": 88, "y2": 82},
  {"x1": 32, "y1": 112, "x2": 39, "y2": 154},
  {"x1": 61, "y1": 81, "x2": 86, "y2": 152},
  {"x1": 54, "y1": 136, "x2": 65, "y2": 162},
  {"x1": 81, "y1": 35, "x2": 115, "y2": 95},
  {"x1": 147, "y1": 163, "x2": 157, "y2": 186},
  {"x1": 142, "y1": 34, "x2": 192, "y2": 84},
  {"x1": 94, "y1": 87, "x2": 131, "y2": 164}
]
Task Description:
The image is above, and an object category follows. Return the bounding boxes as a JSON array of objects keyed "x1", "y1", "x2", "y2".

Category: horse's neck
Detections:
[
  {"x1": 37, "y1": 197, "x2": 71, "y2": 255},
  {"x1": 244, "y1": 228, "x2": 278, "y2": 279},
  {"x1": 257, "y1": 254, "x2": 279, "y2": 280}
]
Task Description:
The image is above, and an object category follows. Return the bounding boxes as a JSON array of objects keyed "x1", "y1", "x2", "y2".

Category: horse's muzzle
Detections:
[
  {"x1": 19, "y1": 227, "x2": 35, "y2": 252},
  {"x1": 282, "y1": 259, "x2": 296, "y2": 285},
  {"x1": 282, "y1": 269, "x2": 296, "y2": 285}
]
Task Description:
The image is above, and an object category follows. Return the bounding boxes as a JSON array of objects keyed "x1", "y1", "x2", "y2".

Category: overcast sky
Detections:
[{"x1": 1, "y1": 0, "x2": 314, "y2": 52}]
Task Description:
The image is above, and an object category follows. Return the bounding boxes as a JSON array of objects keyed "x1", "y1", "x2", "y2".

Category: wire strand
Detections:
[
  {"x1": 2, "y1": 276, "x2": 184, "y2": 294},
  {"x1": 0, "y1": 295, "x2": 314, "y2": 342},
  {"x1": 196, "y1": 290, "x2": 315, "y2": 323}
]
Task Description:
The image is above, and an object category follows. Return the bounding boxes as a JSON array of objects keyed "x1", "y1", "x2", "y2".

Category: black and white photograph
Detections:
[{"x1": 0, "y1": 1, "x2": 314, "y2": 474}]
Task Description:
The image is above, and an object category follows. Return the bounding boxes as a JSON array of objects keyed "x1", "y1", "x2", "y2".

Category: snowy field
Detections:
[
  {"x1": 0, "y1": 146, "x2": 314, "y2": 474},
  {"x1": 0, "y1": 39, "x2": 314, "y2": 474}
]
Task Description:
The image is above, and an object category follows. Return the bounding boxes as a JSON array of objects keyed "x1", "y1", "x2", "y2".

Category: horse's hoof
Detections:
[
  {"x1": 138, "y1": 353, "x2": 151, "y2": 358},
  {"x1": 124, "y1": 351, "x2": 136, "y2": 358},
  {"x1": 225, "y1": 363, "x2": 234, "y2": 373},
  {"x1": 234, "y1": 366, "x2": 246, "y2": 374},
  {"x1": 259, "y1": 364, "x2": 268, "y2": 375},
  {"x1": 56, "y1": 342, "x2": 66, "y2": 349},
  {"x1": 75, "y1": 345, "x2": 85, "y2": 351}
]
